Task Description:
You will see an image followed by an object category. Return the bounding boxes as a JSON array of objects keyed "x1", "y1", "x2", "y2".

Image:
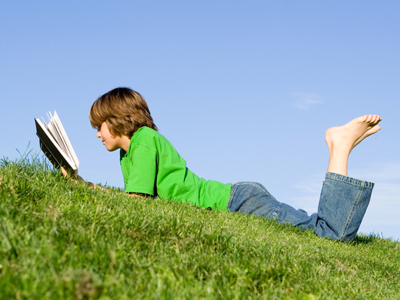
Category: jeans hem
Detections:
[{"x1": 325, "y1": 172, "x2": 374, "y2": 189}]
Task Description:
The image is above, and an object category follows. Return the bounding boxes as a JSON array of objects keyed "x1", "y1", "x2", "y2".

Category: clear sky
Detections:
[{"x1": 1, "y1": 1, "x2": 399, "y2": 241}]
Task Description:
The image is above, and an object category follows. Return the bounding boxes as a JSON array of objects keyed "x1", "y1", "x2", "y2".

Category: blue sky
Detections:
[{"x1": 1, "y1": 1, "x2": 399, "y2": 241}]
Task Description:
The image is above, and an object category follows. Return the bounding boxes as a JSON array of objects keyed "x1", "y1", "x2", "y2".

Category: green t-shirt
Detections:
[{"x1": 120, "y1": 127, "x2": 232, "y2": 212}]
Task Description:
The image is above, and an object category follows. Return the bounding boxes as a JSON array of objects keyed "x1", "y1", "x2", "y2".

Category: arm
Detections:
[
  {"x1": 128, "y1": 192, "x2": 152, "y2": 199},
  {"x1": 60, "y1": 167, "x2": 107, "y2": 191}
]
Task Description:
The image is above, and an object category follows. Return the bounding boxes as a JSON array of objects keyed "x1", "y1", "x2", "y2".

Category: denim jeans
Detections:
[{"x1": 227, "y1": 172, "x2": 374, "y2": 241}]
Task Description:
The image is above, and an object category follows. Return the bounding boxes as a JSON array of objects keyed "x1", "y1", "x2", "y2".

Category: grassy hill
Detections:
[{"x1": 1, "y1": 157, "x2": 399, "y2": 299}]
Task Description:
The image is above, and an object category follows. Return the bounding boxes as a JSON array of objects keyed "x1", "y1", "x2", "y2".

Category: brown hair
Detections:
[{"x1": 89, "y1": 87, "x2": 158, "y2": 138}]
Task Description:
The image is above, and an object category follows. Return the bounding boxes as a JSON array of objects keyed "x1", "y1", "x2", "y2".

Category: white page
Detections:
[
  {"x1": 48, "y1": 112, "x2": 70, "y2": 159},
  {"x1": 46, "y1": 112, "x2": 70, "y2": 158},
  {"x1": 52, "y1": 111, "x2": 79, "y2": 168}
]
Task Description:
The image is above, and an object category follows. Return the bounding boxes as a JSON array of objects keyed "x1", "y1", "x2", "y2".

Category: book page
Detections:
[
  {"x1": 52, "y1": 111, "x2": 80, "y2": 168},
  {"x1": 46, "y1": 112, "x2": 70, "y2": 158}
]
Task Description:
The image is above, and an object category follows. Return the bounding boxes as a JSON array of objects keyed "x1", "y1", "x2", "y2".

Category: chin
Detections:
[{"x1": 106, "y1": 147, "x2": 118, "y2": 152}]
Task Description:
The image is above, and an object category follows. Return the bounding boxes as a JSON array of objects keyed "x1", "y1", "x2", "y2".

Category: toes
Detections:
[
  {"x1": 368, "y1": 115, "x2": 375, "y2": 123},
  {"x1": 365, "y1": 115, "x2": 382, "y2": 124},
  {"x1": 372, "y1": 115, "x2": 382, "y2": 124}
]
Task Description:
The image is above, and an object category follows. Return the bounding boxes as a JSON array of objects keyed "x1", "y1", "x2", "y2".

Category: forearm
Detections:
[
  {"x1": 60, "y1": 167, "x2": 107, "y2": 191},
  {"x1": 128, "y1": 192, "x2": 152, "y2": 199}
]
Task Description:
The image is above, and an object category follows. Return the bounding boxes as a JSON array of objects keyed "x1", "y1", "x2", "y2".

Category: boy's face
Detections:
[{"x1": 96, "y1": 122, "x2": 123, "y2": 152}]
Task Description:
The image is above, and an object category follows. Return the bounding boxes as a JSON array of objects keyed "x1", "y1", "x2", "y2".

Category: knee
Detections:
[
  {"x1": 233, "y1": 181, "x2": 272, "y2": 197},
  {"x1": 235, "y1": 181, "x2": 266, "y2": 190}
]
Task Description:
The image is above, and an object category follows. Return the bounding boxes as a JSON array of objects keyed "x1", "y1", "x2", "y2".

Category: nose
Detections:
[{"x1": 96, "y1": 130, "x2": 101, "y2": 139}]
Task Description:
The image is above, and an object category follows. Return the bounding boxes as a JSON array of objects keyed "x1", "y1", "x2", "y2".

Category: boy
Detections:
[{"x1": 87, "y1": 87, "x2": 382, "y2": 241}]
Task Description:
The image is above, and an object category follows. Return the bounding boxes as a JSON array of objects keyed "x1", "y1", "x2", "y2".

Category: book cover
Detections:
[{"x1": 35, "y1": 111, "x2": 79, "y2": 175}]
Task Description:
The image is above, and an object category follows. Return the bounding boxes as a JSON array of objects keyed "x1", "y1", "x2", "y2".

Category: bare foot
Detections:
[
  {"x1": 325, "y1": 115, "x2": 382, "y2": 175},
  {"x1": 326, "y1": 115, "x2": 381, "y2": 152}
]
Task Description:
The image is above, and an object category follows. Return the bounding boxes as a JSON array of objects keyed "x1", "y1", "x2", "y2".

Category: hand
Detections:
[
  {"x1": 60, "y1": 166, "x2": 69, "y2": 178},
  {"x1": 60, "y1": 167, "x2": 82, "y2": 180}
]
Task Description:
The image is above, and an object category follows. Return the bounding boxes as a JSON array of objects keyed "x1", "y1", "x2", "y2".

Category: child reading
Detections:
[{"x1": 87, "y1": 87, "x2": 382, "y2": 241}]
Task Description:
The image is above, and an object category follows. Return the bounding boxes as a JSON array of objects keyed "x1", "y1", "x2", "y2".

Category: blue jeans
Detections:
[{"x1": 227, "y1": 172, "x2": 374, "y2": 241}]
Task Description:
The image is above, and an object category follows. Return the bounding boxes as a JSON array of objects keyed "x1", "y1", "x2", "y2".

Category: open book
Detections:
[{"x1": 35, "y1": 111, "x2": 79, "y2": 176}]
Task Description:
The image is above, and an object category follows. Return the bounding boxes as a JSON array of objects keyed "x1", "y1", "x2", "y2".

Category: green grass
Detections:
[{"x1": 0, "y1": 157, "x2": 399, "y2": 300}]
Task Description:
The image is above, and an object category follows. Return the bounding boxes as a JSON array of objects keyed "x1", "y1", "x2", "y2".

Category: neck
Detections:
[{"x1": 120, "y1": 135, "x2": 131, "y2": 152}]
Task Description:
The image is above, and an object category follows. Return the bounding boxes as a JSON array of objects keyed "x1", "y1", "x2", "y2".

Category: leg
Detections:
[
  {"x1": 227, "y1": 182, "x2": 319, "y2": 231},
  {"x1": 315, "y1": 173, "x2": 374, "y2": 240},
  {"x1": 227, "y1": 115, "x2": 382, "y2": 240},
  {"x1": 316, "y1": 114, "x2": 382, "y2": 240},
  {"x1": 227, "y1": 178, "x2": 374, "y2": 241}
]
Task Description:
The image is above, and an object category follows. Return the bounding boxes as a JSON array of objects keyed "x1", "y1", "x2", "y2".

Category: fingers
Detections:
[{"x1": 61, "y1": 166, "x2": 68, "y2": 177}]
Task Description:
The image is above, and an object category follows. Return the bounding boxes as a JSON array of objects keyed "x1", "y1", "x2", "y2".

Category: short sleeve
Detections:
[{"x1": 125, "y1": 145, "x2": 157, "y2": 195}]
